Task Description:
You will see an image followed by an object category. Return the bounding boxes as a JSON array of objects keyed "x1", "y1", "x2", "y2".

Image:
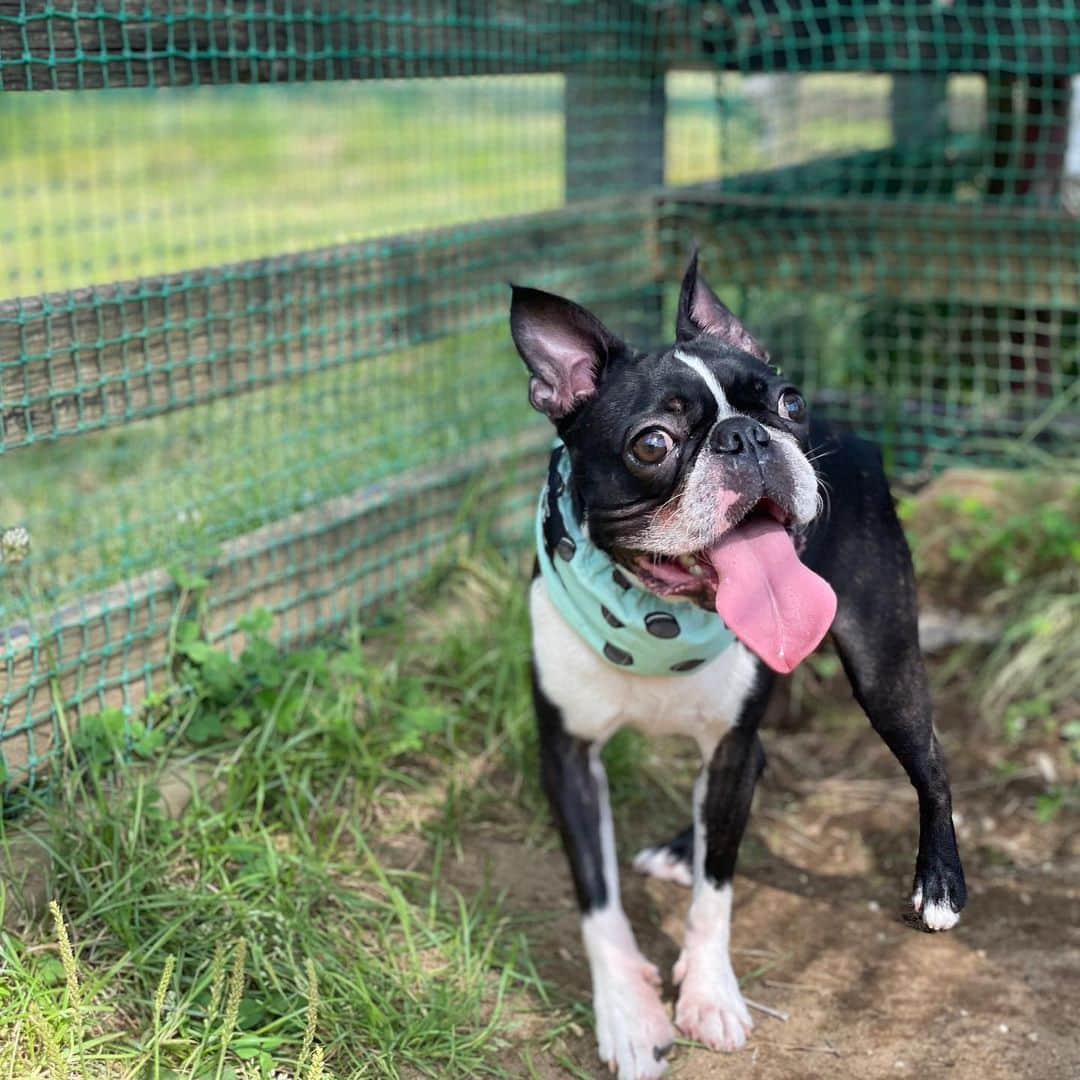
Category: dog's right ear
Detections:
[{"x1": 509, "y1": 285, "x2": 623, "y2": 421}]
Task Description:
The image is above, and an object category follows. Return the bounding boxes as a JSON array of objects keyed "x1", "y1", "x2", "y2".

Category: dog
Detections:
[{"x1": 508, "y1": 254, "x2": 967, "y2": 1079}]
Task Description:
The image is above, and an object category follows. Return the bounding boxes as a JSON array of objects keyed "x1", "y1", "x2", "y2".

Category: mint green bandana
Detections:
[{"x1": 536, "y1": 444, "x2": 736, "y2": 676}]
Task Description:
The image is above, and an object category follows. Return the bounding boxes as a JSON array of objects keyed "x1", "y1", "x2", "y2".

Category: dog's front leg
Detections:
[
  {"x1": 533, "y1": 671, "x2": 674, "y2": 1079},
  {"x1": 674, "y1": 724, "x2": 764, "y2": 1052},
  {"x1": 831, "y1": 609, "x2": 967, "y2": 930}
]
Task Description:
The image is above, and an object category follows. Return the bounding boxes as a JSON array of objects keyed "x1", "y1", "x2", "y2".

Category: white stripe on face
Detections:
[{"x1": 673, "y1": 349, "x2": 734, "y2": 419}]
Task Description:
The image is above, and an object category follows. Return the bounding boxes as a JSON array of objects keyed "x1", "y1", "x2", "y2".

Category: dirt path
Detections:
[{"x1": 448, "y1": 714, "x2": 1079, "y2": 1079}]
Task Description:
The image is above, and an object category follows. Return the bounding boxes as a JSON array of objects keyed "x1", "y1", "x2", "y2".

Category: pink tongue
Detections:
[{"x1": 706, "y1": 518, "x2": 837, "y2": 674}]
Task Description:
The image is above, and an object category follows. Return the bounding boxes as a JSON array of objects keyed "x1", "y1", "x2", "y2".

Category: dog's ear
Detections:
[
  {"x1": 509, "y1": 285, "x2": 624, "y2": 420},
  {"x1": 676, "y1": 251, "x2": 769, "y2": 362}
]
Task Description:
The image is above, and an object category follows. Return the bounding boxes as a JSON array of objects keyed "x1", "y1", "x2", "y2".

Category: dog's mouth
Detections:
[
  {"x1": 618, "y1": 498, "x2": 836, "y2": 674},
  {"x1": 624, "y1": 498, "x2": 790, "y2": 601}
]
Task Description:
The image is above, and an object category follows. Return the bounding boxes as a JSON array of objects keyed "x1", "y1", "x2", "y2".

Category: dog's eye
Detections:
[
  {"x1": 629, "y1": 428, "x2": 675, "y2": 466},
  {"x1": 777, "y1": 389, "x2": 807, "y2": 423}
]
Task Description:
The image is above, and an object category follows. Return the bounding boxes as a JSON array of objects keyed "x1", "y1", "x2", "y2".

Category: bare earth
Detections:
[{"x1": 446, "y1": 686, "x2": 1079, "y2": 1080}]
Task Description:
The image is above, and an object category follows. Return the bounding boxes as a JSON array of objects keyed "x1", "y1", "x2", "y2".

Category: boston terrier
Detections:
[{"x1": 508, "y1": 254, "x2": 967, "y2": 1079}]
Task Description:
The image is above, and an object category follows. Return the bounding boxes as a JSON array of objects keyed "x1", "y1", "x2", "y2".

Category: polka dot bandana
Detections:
[{"x1": 535, "y1": 443, "x2": 736, "y2": 676}]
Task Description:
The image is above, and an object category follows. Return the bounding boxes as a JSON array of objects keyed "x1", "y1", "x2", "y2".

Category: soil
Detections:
[{"x1": 444, "y1": 684, "x2": 1080, "y2": 1080}]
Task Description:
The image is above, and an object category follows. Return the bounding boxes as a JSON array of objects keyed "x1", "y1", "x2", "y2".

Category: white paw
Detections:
[
  {"x1": 673, "y1": 949, "x2": 753, "y2": 1053},
  {"x1": 583, "y1": 909, "x2": 675, "y2": 1079},
  {"x1": 632, "y1": 846, "x2": 693, "y2": 888},
  {"x1": 593, "y1": 957, "x2": 674, "y2": 1079},
  {"x1": 913, "y1": 884, "x2": 961, "y2": 931}
]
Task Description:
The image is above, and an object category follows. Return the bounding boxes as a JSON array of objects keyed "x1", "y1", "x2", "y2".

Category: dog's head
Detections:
[{"x1": 510, "y1": 254, "x2": 836, "y2": 673}]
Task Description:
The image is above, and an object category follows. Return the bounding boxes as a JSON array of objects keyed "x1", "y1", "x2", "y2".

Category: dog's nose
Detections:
[{"x1": 710, "y1": 416, "x2": 771, "y2": 455}]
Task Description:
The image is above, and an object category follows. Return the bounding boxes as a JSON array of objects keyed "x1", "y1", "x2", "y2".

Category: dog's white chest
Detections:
[{"x1": 530, "y1": 578, "x2": 759, "y2": 750}]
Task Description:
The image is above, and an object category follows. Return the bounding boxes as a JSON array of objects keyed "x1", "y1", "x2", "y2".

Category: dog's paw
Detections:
[
  {"x1": 673, "y1": 950, "x2": 752, "y2": 1053},
  {"x1": 632, "y1": 844, "x2": 693, "y2": 888},
  {"x1": 912, "y1": 858, "x2": 967, "y2": 931},
  {"x1": 592, "y1": 958, "x2": 674, "y2": 1079}
]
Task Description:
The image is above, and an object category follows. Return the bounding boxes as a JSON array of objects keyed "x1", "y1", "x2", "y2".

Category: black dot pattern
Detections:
[
  {"x1": 542, "y1": 447, "x2": 570, "y2": 557},
  {"x1": 670, "y1": 658, "x2": 705, "y2": 672},
  {"x1": 601, "y1": 606, "x2": 624, "y2": 628},
  {"x1": 540, "y1": 445, "x2": 730, "y2": 677},
  {"x1": 603, "y1": 642, "x2": 634, "y2": 666},
  {"x1": 645, "y1": 612, "x2": 681, "y2": 639}
]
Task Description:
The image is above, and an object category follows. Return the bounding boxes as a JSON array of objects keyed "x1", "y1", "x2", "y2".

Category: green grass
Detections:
[
  {"x1": 0, "y1": 72, "x2": 907, "y2": 297},
  {"x1": 0, "y1": 72, "x2": 740, "y2": 298},
  {"x1": 0, "y1": 543, "x2": 709, "y2": 1077},
  {"x1": 899, "y1": 463, "x2": 1080, "y2": 762},
  {"x1": 0, "y1": 551, "x2": 562, "y2": 1077},
  {"x1": 0, "y1": 79, "x2": 565, "y2": 297}
]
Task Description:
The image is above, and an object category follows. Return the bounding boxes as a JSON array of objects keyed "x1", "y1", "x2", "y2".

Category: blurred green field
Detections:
[{"x1": 0, "y1": 73, "x2": 901, "y2": 297}]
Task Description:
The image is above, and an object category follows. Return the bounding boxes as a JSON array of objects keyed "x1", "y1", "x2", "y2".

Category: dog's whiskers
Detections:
[
  {"x1": 806, "y1": 446, "x2": 838, "y2": 466},
  {"x1": 815, "y1": 476, "x2": 833, "y2": 523}
]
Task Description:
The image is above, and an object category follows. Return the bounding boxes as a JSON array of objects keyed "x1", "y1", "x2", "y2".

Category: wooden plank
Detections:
[
  {"x1": 0, "y1": 566, "x2": 179, "y2": 784},
  {"x1": 565, "y1": 78, "x2": 665, "y2": 201},
  {"x1": 0, "y1": 0, "x2": 695, "y2": 90},
  {"x1": 0, "y1": 427, "x2": 549, "y2": 786},
  {"x1": 691, "y1": 5, "x2": 1080, "y2": 76},
  {"x1": 0, "y1": 195, "x2": 655, "y2": 450},
  {"x1": 0, "y1": 2, "x2": 1075, "y2": 91},
  {"x1": 204, "y1": 427, "x2": 548, "y2": 648},
  {"x1": 660, "y1": 190, "x2": 1080, "y2": 308}
]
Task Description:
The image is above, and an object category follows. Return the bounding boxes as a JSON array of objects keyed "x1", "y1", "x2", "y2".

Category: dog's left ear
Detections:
[{"x1": 676, "y1": 251, "x2": 769, "y2": 363}]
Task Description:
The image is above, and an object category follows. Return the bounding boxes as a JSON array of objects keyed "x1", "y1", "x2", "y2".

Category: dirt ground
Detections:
[{"x1": 446, "y1": 686, "x2": 1079, "y2": 1080}]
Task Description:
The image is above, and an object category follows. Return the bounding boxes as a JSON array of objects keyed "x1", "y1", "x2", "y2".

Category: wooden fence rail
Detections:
[
  {"x1": 0, "y1": 196, "x2": 655, "y2": 450},
  {"x1": 1, "y1": 2, "x2": 1076, "y2": 91}
]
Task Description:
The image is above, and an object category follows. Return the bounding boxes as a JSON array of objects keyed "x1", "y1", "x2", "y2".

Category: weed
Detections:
[{"x1": 900, "y1": 466, "x2": 1079, "y2": 811}]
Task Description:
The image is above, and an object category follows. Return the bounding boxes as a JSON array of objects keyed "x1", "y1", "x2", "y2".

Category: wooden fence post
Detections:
[
  {"x1": 564, "y1": 53, "x2": 666, "y2": 344},
  {"x1": 890, "y1": 73, "x2": 949, "y2": 148}
]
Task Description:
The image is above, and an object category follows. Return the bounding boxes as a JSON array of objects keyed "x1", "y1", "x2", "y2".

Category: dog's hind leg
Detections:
[
  {"x1": 672, "y1": 720, "x2": 767, "y2": 1052},
  {"x1": 633, "y1": 662, "x2": 773, "y2": 889},
  {"x1": 632, "y1": 823, "x2": 695, "y2": 887},
  {"x1": 533, "y1": 668, "x2": 674, "y2": 1080}
]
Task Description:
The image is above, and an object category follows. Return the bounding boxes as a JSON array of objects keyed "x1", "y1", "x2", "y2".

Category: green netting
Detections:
[{"x1": 1, "y1": 2, "x2": 1078, "y2": 791}]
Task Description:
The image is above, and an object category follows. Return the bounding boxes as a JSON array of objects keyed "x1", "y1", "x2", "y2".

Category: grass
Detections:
[
  {"x1": 898, "y1": 461, "x2": 1080, "y2": 765},
  {"x1": 0, "y1": 79, "x2": 564, "y2": 297},
  {"x1": 0, "y1": 72, "x2": 746, "y2": 298},
  {"x1": 0, "y1": 542, "x2": 708, "y2": 1077},
  {"x1": 0, "y1": 551, "x2": 561, "y2": 1077}
]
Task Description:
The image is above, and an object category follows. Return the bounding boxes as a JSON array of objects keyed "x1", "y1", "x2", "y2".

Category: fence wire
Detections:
[{"x1": 1, "y1": 2, "x2": 1077, "y2": 791}]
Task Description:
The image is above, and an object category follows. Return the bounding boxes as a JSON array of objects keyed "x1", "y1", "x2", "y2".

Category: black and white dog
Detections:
[{"x1": 509, "y1": 255, "x2": 966, "y2": 1079}]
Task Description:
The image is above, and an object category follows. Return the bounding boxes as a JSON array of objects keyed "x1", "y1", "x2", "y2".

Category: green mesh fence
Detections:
[{"x1": 1, "y1": 2, "x2": 1077, "y2": 791}]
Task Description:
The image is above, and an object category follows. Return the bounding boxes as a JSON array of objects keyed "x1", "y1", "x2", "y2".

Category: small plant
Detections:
[
  {"x1": 899, "y1": 469, "x2": 1079, "y2": 604},
  {"x1": 0, "y1": 552, "x2": 542, "y2": 1077},
  {"x1": 900, "y1": 465, "x2": 1079, "y2": 820}
]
